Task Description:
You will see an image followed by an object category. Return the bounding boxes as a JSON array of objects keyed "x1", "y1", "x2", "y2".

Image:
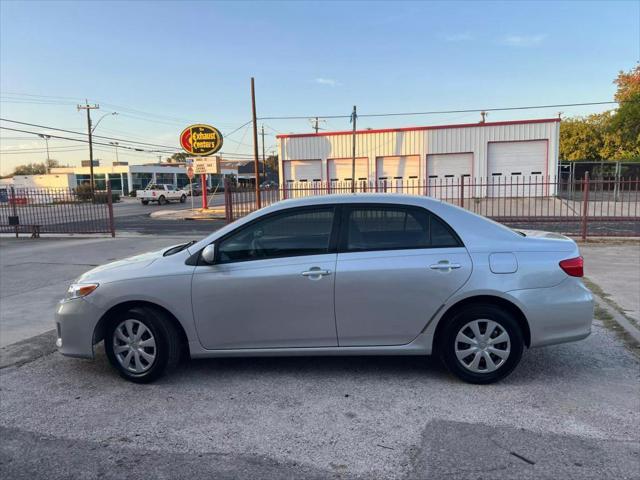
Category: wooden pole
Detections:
[
  {"x1": 351, "y1": 105, "x2": 357, "y2": 193},
  {"x1": 251, "y1": 78, "x2": 261, "y2": 209}
]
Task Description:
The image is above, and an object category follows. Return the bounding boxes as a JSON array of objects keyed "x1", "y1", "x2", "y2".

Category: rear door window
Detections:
[{"x1": 341, "y1": 205, "x2": 461, "y2": 252}]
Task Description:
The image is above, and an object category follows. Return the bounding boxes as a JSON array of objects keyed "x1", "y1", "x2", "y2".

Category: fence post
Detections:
[
  {"x1": 10, "y1": 186, "x2": 18, "y2": 238},
  {"x1": 581, "y1": 171, "x2": 590, "y2": 240},
  {"x1": 459, "y1": 175, "x2": 465, "y2": 209},
  {"x1": 224, "y1": 178, "x2": 234, "y2": 223},
  {"x1": 107, "y1": 183, "x2": 115, "y2": 237}
]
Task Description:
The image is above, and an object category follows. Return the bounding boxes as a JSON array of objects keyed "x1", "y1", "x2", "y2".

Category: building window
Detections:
[
  {"x1": 155, "y1": 173, "x2": 175, "y2": 185},
  {"x1": 131, "y1": 173, "x2": 153, "y2": 190}
]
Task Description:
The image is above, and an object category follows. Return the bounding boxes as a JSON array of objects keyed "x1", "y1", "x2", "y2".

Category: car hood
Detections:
[{"x1": 76, "y1": 247, "x2": 169, "y2": 283}]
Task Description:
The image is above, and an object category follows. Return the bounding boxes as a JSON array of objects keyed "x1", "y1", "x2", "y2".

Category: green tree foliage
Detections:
[
  {"x1": 13, "y1": 159, "x2": 60, "y2": 175},
  {"x1": 560, "y1": 65, "x2": 640, "y2": 161}
]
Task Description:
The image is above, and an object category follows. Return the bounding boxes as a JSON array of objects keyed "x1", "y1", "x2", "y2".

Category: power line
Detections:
[{"x1": 257, "y1": 100, "x2": 624, "y2": 120}]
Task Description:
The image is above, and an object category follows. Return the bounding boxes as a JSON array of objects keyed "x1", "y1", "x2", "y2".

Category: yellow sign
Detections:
[{"x1": 180, "y1": 124, "x2": 223, "y2": 156}]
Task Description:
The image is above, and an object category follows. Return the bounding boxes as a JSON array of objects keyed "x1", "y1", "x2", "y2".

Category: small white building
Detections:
[{"x1": 277, "y1": 118, "x2": 560, "y2": 195}]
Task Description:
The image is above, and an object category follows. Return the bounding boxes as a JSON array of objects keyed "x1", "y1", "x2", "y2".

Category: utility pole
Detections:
[
  {"x1": 38, "y1": 134, "x2": 51, "y2": 173},
  {"x1": 480, "y1": 111, "x2": 487, "y2": 123},
  {"x1": 350, "y1": 105, "x2": 357, "y2": 193},
  {"x1": 251, "y1": 77, "x2": 261, "y2": 208},
  {"x1": 261, "y1": 125, "x2": 266, "y2": 179},
  {"x1": 313, "y1": 117, "x2": 319, "y2": 133},
  {"x1": 77, "y1": 100, "x2": 100, "y2": 191}
]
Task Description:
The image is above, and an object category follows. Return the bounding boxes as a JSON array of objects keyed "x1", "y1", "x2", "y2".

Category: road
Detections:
[{"x1": 113, "y1": 196, "x2": 226, "y2": 235}]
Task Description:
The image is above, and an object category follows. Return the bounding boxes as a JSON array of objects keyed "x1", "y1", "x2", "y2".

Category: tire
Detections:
[
  {"x1": 439, "y1": 304, "x2": 524, "y2": 384},
  {"x1": 180, "y1": 194, "x2": 186, "y2": 203},
  {"x1": 158, "y1": 196, "x2": 167, "y2": 205},
  {"x1": 105, "y1": 307, "x2": 182, "y2": 383},
  {"x1": 141, "y1": 200, "x2": 149, "y2": 205}
]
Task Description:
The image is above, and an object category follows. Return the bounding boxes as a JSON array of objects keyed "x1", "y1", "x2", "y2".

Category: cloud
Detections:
[
  {"x1": 501, "y1": 34, "x2": 546, "y2": 47},
  {"x1": 441, "y1": 32, "x2": 473, "y2": 42},
  {"x1": 315, "y1": 78, "x2": 341, "y2": 87}
]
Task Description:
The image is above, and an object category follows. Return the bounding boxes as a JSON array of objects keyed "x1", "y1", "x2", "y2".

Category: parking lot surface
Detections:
[
  {"x1": 1, "y1": 314, "x2": 639, "y2": 479},
  {"x1": 1, "y1": 236, "x2": 639, "y2": 479}
]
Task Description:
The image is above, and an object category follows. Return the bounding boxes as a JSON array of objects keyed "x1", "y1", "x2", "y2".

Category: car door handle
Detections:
[
  {"x1": 429, "y1": 263, "x2": 462, "y2": 271},
  {"x1": 301, "y1": 269, "x2": 332, "y2": 277}
]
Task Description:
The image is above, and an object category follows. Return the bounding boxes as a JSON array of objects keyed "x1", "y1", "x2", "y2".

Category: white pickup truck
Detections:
[{"x1": 137, "y1": 184, "x2": 188, "y2": 205}]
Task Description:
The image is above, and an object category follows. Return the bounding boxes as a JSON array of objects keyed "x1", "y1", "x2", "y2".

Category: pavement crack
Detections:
[{"x1": 509, "y1": 451, "x2": 536, "y2": 465}]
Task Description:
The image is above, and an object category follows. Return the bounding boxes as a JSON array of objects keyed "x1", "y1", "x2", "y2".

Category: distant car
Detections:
[
  {"x1": 55, "y1": 194, "x2": 593, "y2": 384},
  {"x1": 187, "y1": 185, "x2": 202, "y2": 197},
  {"x1": 136, "y1": 184, "x2": 187, "y2": 205},
  {"x1": 260, "y1": 180, "x2": 278, "y2": 188}
]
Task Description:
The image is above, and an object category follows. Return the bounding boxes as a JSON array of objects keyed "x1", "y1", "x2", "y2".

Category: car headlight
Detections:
[{"x1": 66, "y1": 283, "x2": 99, "y2": 300}]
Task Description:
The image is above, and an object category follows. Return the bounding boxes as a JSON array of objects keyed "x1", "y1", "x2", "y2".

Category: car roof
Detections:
[{"x1": 266, "y1": 193, "x2": 442, "y2": 210}]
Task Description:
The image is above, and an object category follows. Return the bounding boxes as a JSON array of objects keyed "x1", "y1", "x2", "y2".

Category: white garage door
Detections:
[
  {"x1": 283, "y1": 160, "x2": 322, "y2": 182},
  {"x1": 376, "y1": 155, "x2": 420, "y2": 193},
  {"x1": 328, "y1": 158, "x2": 369, "y2": 182},
  {"x1": 426, "y1": 153, "x2": 473, "y2": 200},
  {"x1": 488, "y1": 141, "x2": 547, "y2": 197}
]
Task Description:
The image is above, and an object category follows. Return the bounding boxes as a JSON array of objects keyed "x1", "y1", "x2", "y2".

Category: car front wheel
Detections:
[
  {"x1": 158, "y1": 195, "x2": 167, "y2": 205},
  {"x1": 439, "y1": 304, "x2": 523, "y2": 384},
  {"x1": 105, "y1": 307, "x2": 182, "y2": 383},
  {"x1": 180, "y1": 194, "x2": 186, "y2": 203}
]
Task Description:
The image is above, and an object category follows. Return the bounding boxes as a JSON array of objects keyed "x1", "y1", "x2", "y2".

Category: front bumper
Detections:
[
  {"x1": 55, "y1": 297, "x2": 106, "y2": 359},
  {"x1": 509, "y1": 277, "x2": 594, "y2": 348}
]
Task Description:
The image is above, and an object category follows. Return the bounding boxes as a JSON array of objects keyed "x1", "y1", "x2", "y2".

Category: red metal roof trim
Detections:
[{"x1": 276, "y1": 118, "x2": 561, "y2": 139}]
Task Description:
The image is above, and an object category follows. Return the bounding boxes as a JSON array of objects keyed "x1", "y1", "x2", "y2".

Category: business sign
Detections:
[
  {"x1": 186, "y1": 166, "x2": 194, "y2": 180},
  {"x1": 193, "y1": 157, "x2": 220, "y2": 174},
  {"x1": 180, "y1": 124, "x2": 223, "y2": 156}
]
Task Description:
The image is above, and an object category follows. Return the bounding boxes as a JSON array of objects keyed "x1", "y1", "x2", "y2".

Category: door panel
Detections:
[
  {"x1": 335, "y1": 248, "x2": 471, "y2": 346},
  {"x1": 192, "y1": 254, "x2": 338, "y2": 349}
]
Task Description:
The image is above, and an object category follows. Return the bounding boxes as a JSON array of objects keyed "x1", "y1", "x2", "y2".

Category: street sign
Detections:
[
  {"x1": 193, "y1": 157, "x2": 220, "y2": 175},
  {"x1": 180, "y1": 124, "x2": 223, "y2": 156},
  {"x1": 186, "y1": 166, "x2": 194, "y2": 180}
]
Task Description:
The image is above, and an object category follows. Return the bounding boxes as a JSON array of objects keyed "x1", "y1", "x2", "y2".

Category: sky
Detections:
[{"x1": 1, "y1": 0, "x2": 639, "y2": 175}]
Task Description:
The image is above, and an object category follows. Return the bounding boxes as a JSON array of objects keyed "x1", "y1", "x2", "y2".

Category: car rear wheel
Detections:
[
  {"x1": 180, "y1": 194, "x2": 186, "y2": 203},
  {"x1": 141, "y1": 200, "x2": 149, "y2": 205},
  {"x1": 105, "y1": 307, "x2": 182, "y2": 383},
  {"x1": 439, "y1": 304, "x2": 523, "y2": 384}
]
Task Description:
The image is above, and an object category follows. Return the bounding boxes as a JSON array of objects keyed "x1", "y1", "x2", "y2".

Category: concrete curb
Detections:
[{"x1": 592, "y1": 293, "x2": 640, "y2": 344}]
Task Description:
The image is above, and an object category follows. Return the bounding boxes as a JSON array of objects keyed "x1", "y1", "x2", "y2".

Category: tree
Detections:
[
  {"x1": 560, "y1": 65, "x2": 640, "y2": 161},
  {"x1": 13, "y1": 162, "x2": 48, "y2": 175},
  {"x1": 166, "y1": 152, "x2": 190, "y2": 163}
]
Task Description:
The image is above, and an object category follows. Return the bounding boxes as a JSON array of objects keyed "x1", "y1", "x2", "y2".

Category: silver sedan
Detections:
[{"x1": 55, "y1": 194, "x2": 593, "y2": 384}]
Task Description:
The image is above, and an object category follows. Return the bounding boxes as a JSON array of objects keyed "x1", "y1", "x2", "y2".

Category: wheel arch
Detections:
[
  {"x1": 93, "y1": 300, "x2": 189, "y2": 352},
  {"x1": 432, "y1": 295, "x2": 531, "y2": 351}
]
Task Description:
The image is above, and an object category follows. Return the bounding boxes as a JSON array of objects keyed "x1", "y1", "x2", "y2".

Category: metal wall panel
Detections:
[{"x1": 279, "y1": 120, "x2": 559, "y2": 185}]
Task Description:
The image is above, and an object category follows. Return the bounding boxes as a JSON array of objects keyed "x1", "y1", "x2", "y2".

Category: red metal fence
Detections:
[
  {"x1": 0, "y1": 186, "x2": 115, "y2": 237},
  {"x1": 224, "y1": 175, "x2": 640, "y2": 239}
]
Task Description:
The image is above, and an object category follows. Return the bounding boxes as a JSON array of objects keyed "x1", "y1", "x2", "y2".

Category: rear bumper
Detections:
[
  {"x1": 55, "y1": 297, "x2": 105, "y2": 359},
  {"x1": 508, "y1": 278, "x2": 594, "y2": 348}
]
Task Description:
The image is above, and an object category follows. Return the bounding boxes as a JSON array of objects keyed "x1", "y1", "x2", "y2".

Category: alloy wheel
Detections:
[
  {"x1": 112, "y1": 319, "x2": 157, "y2": 374},
  {"x1": 454, "y1": 319, "x2": 510, "y2": 373}
]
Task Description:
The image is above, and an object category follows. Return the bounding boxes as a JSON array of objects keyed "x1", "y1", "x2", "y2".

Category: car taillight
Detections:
[{"x1": 559, "y1": 256, "x2": 583, "y2": 277}]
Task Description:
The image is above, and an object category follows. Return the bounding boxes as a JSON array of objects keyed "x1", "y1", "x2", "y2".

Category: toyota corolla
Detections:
[{"x1": 55, "y1": 194, "x2": 593, "y2": 384}]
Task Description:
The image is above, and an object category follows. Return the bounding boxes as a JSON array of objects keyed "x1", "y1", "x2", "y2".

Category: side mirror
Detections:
[{"x1": 201, "y1": 244, "x2": 216, "y2": 264}]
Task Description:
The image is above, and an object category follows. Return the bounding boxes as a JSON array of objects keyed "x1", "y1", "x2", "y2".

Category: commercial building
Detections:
[
  {"x1": 9, "y1": 157, "x2": 241, "y2": 194},
  {"x1": 277, "y1": 118, "x2": 560, "y2": 196}
]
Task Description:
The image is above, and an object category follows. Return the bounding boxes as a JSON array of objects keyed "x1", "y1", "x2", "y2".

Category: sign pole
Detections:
[
  {"x1": 201, "y1": 173, "x2": 207, "y2": 210},
  {"x1": 190, "y1": 178, "x2": 194, "y2": 211}
]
